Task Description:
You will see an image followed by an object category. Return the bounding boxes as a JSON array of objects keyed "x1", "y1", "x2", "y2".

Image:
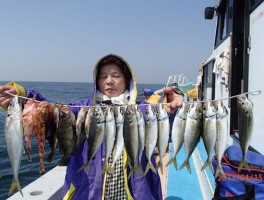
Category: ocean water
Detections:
[{"x1": 0, "y1": 81, "x2": 164, "y2": 200}]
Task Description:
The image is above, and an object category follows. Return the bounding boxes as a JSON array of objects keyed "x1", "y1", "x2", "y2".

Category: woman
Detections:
[{"x1": 0, "y1": 54, "x2": 183, "y2": 199}]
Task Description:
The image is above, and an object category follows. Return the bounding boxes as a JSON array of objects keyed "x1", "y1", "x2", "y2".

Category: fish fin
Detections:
[
  {"x1": 144, "y1": 162, "x2": 157, "y2": 176},
  {"x1": 135, "y1": 164, "x2": 143, "y2": 176},
  {"x1": 179, "y1": 159, "x2": 191, "y2": 174},
  {"x1": 238, "y1": 160, "x2": 250, "y2": 172},
  {"x1": 108, "y1": 165, "x2": 115, "y2": 175},
  {"x1": 78, "y1": 162, "x2": 91, "y2": 172},
  {"x1": 39, "y1": 159, "x2": 45, "y2": 173},
  {"x1": 8, "y1": 179, "x2": 23, "y2": 197},
  {"x1": 26, "y1": 151, "x2": 32, "y2": 162},
  {"x1": 58, "y1": 156, "x2": 70, "y2": 166},
  {"x1": 214, "y1": 166, "x2": 225, "y2": 179},
  {"x1": 47, "y1": 152, "x2": 55, "y2": 163},
  {"x1": 128, "y1": 165, "x2": 141, "y2": 179},
  {"x1": 166, "y1": 157, "x2": 177, "y2": 170},
  {"x1": 156, "y1": 160, "x2": 164, "y2": 175},
  {"x1": 201, "y1": 158, "x2": 213, "y2": 173},
  {"x1": 128, "y1": 170, "x2": 133, "y2": 180},
  {"x1": 101, "y1": 163, "x2": 109, "y2": 174}
]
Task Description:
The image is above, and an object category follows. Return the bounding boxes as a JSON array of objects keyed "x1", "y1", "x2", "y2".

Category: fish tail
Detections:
[
  {"x1": 179, "y1": 159, "x2": 191, "y2": 174},
  {"x1": 135, "y1": 164, "x2": 144, "y2": 176},
  {"x1": 144, "y1": 162, "x2": 157, "y2": 176},
  {"x1": 201, "y1": 158, "x2": 213, "y2": 173},
  {"x1": 8, "y1": 179, "x2": 23, "y2": 197},
  {"x1": 128, "y1": 170, "x2": 133, "y2": 180},
  {"x1": 78, "y1": 162, "x2": 91, "y2": 172},
  {"x1": 238, "y1": 159, "x2": 250, "y2": 172},
  {"x1": 156, "y1": 160, "x2": 164, "y2": 175},
  {"x1": 214, "y1": 165, "x2": 225, "y2": 179},
  {"x1": 108, "y1": 165, "x2": 115, "y2": 175},
  {"x1": 166, "y1": 156, "x2": 177, "y2": 170},
  {"x1": 39, "y1": 159, "x2": 45, "y2": 173},
  {"x1": 128, "y1": 164, "x2": 142, "y2": 179},
  {"x1": 58, "y1": 156, "x2": 70, "y2": 166},
  {"x1": 101, "y1": 163, "x2": 109, "y2": 174},
  {"x1": 26, "y1": 152, "x2": 32, "y2": 162},
  {"x1": 47, "y1": 151, "x2": 55, "y2": 163}
]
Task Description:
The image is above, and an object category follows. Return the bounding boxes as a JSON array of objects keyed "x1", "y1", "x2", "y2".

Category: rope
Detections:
[{"x1": 3, "y1": 90, "x2": 262, "y2": 108}]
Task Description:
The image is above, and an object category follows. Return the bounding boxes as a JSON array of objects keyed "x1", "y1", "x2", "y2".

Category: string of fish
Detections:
[{"x1": 2, "y1": 89, "x2": 261, "y2": 197}]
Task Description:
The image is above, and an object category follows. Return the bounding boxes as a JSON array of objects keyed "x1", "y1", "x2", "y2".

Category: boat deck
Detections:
[{"x1": 7, "y1": 166, "x2": 66, "y2": 200}]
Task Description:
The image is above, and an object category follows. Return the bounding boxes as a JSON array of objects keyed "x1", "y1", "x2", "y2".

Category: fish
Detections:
[
  {"x1": 76, "y1": 106, "x2": 89, "y2": 150},
  {"x1": 123, "y1": 105, "x2": 140, "y2": 179},
  {"x1": 237, "y1": 94, "x2": 254, "y2": 172},
  {"x1": 32, "y1": 101, "x2": 55, "y2": 173},
  {"x1": 144, "y1": 104, "x2": 158, "y2": 175},
  {"x1": 22, "y1": 98, "x2": 39, "y2": 161},
  {"x1": 47, "y1": 104, "x2": 60, "y2": 163},
  {"x1": 179, "y1": 102, "x2": 202, "y2": 174},
  {"x1": 201, "y1": 100, "x2": 217, "y2": 173},
  {"x1": 102, "y1": 105, "x2": 116, "y2": 174},
  {"x1": 79, "y1": 105, "x2": 105, "y2": 171},
  {"x1": 135, "y1": 105, "x2": 145, "y2": 168},
  {"x1": 4, "y1": 96, "x2": 24, "y2": 196},
  {"x1": 46, "y1": 127, "x2": 58, "y2": 163},
  {"x1": 166, "y1": 102, "x2": 190, "y2": 170},
  {"x1": 55, "y1": 104, "x2": 77, "y2": 166},
  {"x1": 214, "y1": 100, "x2": 228, "y2": 178},
  {"x1": 109, "y1": 105, "x2": 126, "y2": 174},
  {"x1": 156, "y1": 103, "x2": 170, "y2": 175},
  {"x1": 84, "y1": 106, "x2": 94, "y2": 140}
]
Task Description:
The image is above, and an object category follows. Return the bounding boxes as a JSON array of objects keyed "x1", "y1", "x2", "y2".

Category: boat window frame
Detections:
[
  {"x1": 214, "y1": 0, "x2": 233, "y2": 48},
  {"x1": 201, "y1": 60, "x2": 215, "y2": 100},
  {"x1": 249, "y1": 0, "x2": 264, "y2": 12}
]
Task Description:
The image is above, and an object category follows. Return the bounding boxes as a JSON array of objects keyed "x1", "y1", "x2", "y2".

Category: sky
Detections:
[{"x1": 0, "y1": 0, "x2": 218, "y2": 84}]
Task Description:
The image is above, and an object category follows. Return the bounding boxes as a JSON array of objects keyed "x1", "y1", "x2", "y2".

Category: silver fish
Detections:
[
  {"x1": 135, "y1": 105, "x2": 145, "y2": 168},
  {"x1": 156, "y1": 103, "x2": 170, "y2": 175},
  {"x1": 237, "y1": 94, "x2": 254, "y2": 172},
  {"x1": 214, "y1": 100, "x2": 228, "y2": 178},
  {"x1": 4, "y1": 96, "x2": 24, "y2": 196},
  {"x1": 102, "y1": 106, "x2": 116, "y2": 174},
  {"x1": 56, "y1": 105, "x2": 77, "y2": 166},
  {"x1": 84, "y1": 106, "x2": 94, "y2": 140},
  {"x1": 179, "y1": 102, "x2": 202, "y2": 174},
  {"x1": 79, "y1": 105, "x2": 105, "y2": 171},
  {"x1": 166, "y1": 102, "x2": 190, "y2": 170},
  {"x1": 76, "y1": 106, "x2": 89, "y2": 150},
  {"x1": 109, "y1": 105, "x2": 126, "y2": 174},
  {"x1": 144, "y1": 104, "x2": 158, "y2": 175},
  {"x1": 201, "y1": 100, "x2": 217, "y2": 173},
  {"x1": 123, "y1": 105, "x2": 140, "y2": 179}
]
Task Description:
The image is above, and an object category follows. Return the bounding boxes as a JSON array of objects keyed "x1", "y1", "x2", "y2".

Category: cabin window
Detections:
[
  {"x1": 215, "y1": 0, "x2": 233, "y2": 47},
  {"x1": 202, "y1": 60, "x2": 215, "y2": 100},
  {"x1": 203, "y1": 61, "x2": 214, "y2": 87}
]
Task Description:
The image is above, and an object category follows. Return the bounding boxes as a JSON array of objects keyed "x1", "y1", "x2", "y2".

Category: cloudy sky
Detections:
[{"x1": 0, "y1": 0, "x2": 218, "y2": 84}]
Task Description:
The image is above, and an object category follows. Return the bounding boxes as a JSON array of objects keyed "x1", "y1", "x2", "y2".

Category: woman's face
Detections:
[{"x1": 97, "y1": 64, "x2": 127, "y2": 98}]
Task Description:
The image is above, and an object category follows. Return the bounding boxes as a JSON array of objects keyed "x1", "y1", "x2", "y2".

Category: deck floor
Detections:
[{"x1": 165, "y1": 145, "x2": 204, "y2": 200}]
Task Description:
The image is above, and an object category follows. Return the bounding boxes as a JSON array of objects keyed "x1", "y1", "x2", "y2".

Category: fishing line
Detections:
[
  {"x1": 185, "y1": 90, "x2": 262, "y2": 104},
  {"x1": 3, "y1": 90, "x2": 262, "y2": 108}
]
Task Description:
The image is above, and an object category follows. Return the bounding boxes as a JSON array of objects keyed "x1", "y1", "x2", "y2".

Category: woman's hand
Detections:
[
  {"x1": 164, "y1": 87, "x2": 184, "y2": 113},
  {"x1": 0, "y1": 85, "x2": 17, "y2": 109}
]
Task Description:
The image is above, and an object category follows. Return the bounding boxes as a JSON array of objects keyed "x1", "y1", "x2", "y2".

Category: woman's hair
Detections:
[{"x1": 96, "y1": 55, "x2": 132, "y2": 90}]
